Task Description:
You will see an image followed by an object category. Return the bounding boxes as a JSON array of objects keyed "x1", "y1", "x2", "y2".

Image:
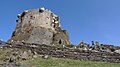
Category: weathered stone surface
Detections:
[
  {"x1": 62, "y1": 30, "x2": 69, "y2": 39},
  {"x1": 3, "y1": 43, "x2": 120, "y2": 63},
  {"x1": 27, "y1": 27, "x2": 53, "y2": 45},
  {"x1": 53, "y1": 31, "x2": 70, "y2": 45},
  {"x1": 43, "y1": 55, "x2": 49, "y2": 59},
  {"x1": 115, "y1": 50, "x2": 120, "y2": 54},
  {"x1": 21, "y1": 51, "x2": 29, "y2": 60},
  {"x1": 8, "y1": 7, "x2": 70, "y2": 45}
]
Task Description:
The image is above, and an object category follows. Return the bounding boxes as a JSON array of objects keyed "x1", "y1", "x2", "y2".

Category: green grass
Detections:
[
  {"x1": 0, "y1": 48, "x2": 120, "y2": 67},
  {"x1": 22, "y1": 57, "x2": 120, "y2": 67},
  {"x1": 0, "y1": 48, "x2": 13, "y2": 60}
]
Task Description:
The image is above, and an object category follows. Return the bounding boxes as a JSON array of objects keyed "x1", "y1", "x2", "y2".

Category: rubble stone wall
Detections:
[
  {"x1": 33, "y1": 45, "x2": 120, "y2": 63},
  {"x1": 5, "y1": 43, "x2": 120, "y2": 63}
]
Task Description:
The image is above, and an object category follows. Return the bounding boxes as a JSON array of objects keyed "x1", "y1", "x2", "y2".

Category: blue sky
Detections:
[{"x1": 0, "y1": 0, "x2": 120, "y2": 46}]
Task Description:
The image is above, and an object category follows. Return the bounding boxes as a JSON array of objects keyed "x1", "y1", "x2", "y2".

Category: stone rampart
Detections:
[{"x1": 4, "y1": 42, "x2": 120, "y2": 63}]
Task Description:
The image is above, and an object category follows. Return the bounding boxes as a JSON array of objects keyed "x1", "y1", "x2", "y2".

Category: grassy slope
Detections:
[
  {"x1": 0, "y1": 48, "x2": 120, "y2": 67},
  {"x1": 22, "y1": 57, "x2": 120, "y2": 67}
]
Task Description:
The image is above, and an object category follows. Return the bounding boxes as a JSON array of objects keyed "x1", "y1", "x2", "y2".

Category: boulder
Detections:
[
  {"x1": 43, "y1": 55, "x2": 49, "y2": 59},
  {"x1": 115, "y1": 50, "x2": 120, "y2": 54},
  {"x1": 21, "y1": 51, "x2": 29, "y2": 60}
]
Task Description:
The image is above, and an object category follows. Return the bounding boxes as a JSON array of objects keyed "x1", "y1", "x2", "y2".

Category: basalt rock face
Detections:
[{"x1": 8, "y1": 8, "x2": 70, "y2": 45}]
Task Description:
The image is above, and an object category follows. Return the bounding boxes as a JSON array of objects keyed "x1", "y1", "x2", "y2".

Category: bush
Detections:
[{"x1": 110, "y1": 48, "x2": 115, "y2": 52}]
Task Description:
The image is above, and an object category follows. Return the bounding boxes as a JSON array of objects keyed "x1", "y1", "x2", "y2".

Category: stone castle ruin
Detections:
[
  {"x1": 8, "y1": 7, "x2": 70, "y2": 45},
  {"x1": 1, "y1": 8, "x2": 120, "y2": 64}
]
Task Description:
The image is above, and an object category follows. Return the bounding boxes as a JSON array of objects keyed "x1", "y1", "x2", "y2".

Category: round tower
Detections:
[{"x1": 8, "y1": 7, "x2": 70, "y2": 45}]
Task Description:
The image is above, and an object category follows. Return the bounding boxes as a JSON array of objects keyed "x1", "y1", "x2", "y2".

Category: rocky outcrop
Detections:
[{"x1": 8, "y1": 7, "x2": 70, "y2": 45}]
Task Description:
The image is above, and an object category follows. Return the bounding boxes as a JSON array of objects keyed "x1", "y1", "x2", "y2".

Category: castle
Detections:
[
  {"x1": 3, "y1": 8, "x2": 120, "y2": 63},
  {"x1": 8, "y1": 7, "x2": 70, "y2": 45}
]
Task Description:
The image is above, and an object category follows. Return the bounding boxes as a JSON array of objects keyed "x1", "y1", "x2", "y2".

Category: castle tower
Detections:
[{"x1": 8, "y1": 7, "x2": 70, "y2": 45}]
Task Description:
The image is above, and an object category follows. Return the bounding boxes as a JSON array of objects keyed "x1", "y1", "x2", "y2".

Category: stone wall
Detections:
[
  {"x1": 4, "y1": 42, "x2": 120, "y2": 63},
  {"x1": 27, "y1": 27, "x2": 53, "y2": 45}
]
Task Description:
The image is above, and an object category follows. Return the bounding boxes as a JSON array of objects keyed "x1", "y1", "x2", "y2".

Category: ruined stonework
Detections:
[{"x1": 8, "y1": 7, "x2": 70, "y2": 45}]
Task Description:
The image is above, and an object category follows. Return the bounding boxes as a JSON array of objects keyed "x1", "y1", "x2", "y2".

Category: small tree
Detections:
[{"x1": 110, "y1": 47, "x2": 115, "y2": 52}]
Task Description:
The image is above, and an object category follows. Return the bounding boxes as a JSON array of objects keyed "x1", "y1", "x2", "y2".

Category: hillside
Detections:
[
  {"x1": 0, "y1": 47, "x2": 120, "y2": 67},
  {"x1": 15, "y1": 57, "x2": 120, "y2": 67}
]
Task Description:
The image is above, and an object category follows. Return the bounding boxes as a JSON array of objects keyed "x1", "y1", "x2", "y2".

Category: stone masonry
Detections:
[
  {"x1": 8, "y1": 7, "x2": 70, "y2": 45},
  {"x1": 3, "y1": 43, "x2": 120, "y2": 63}
]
